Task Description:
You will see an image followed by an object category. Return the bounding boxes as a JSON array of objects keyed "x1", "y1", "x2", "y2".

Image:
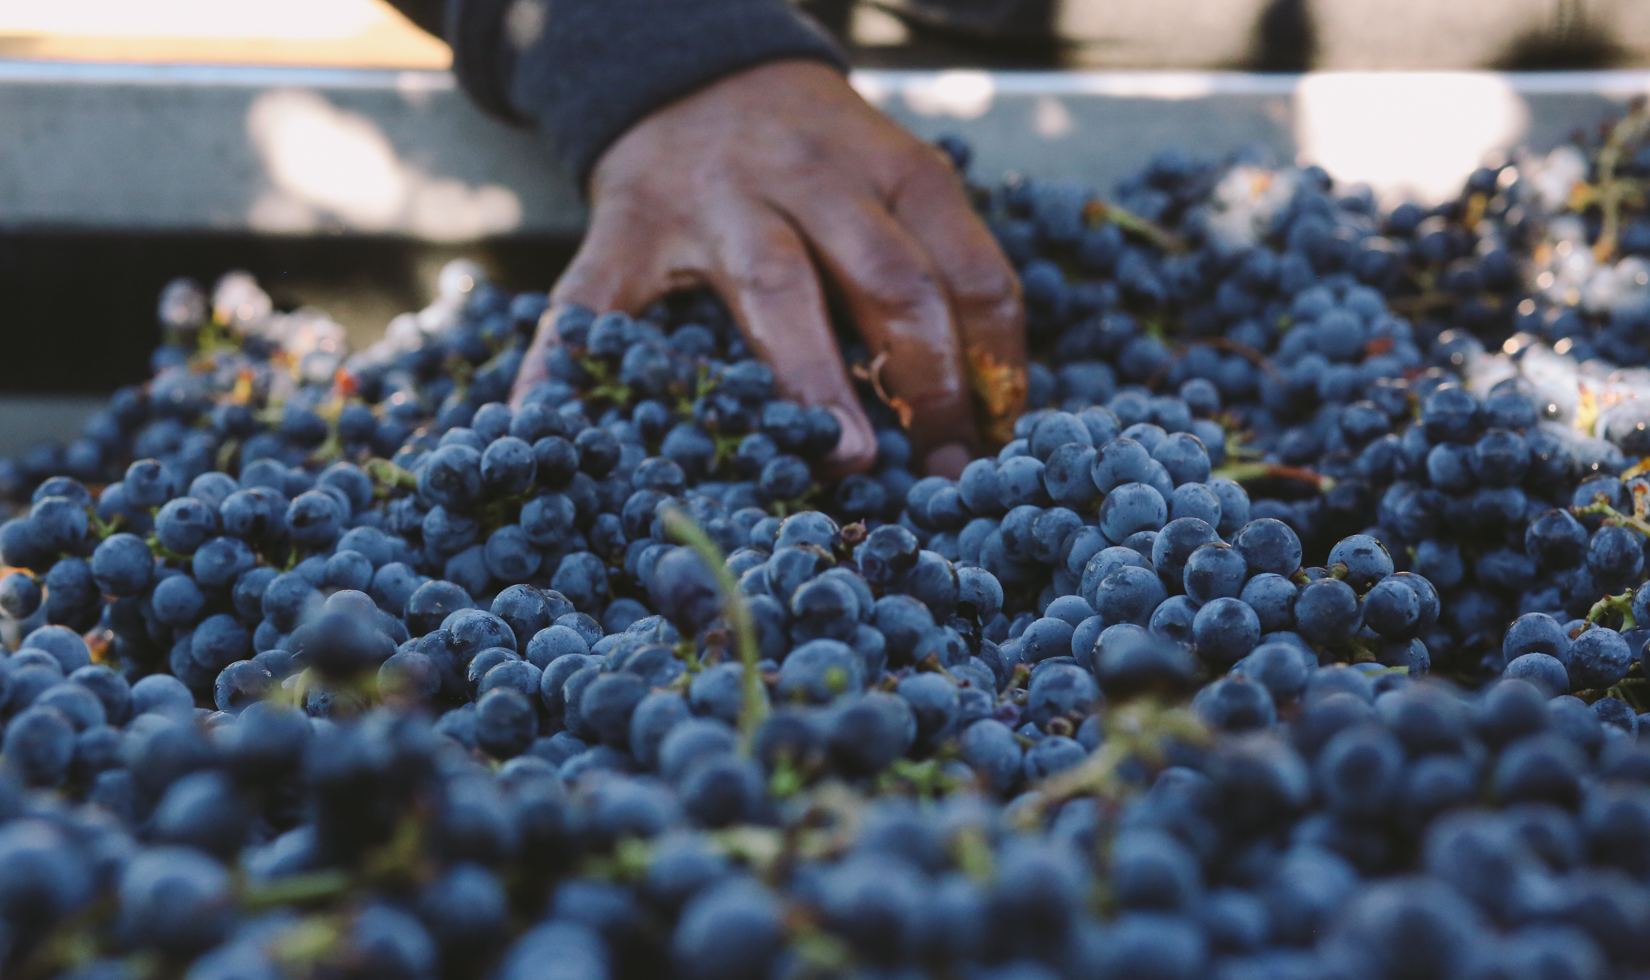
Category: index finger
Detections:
[{"x1": 707, "y1": 207, "x2": 879, "y2": 475}]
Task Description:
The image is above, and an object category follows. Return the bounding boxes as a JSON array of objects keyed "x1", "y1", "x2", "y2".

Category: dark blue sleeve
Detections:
[{"x1": 440, "y1": 0, "x2": 848, "y2": 189}]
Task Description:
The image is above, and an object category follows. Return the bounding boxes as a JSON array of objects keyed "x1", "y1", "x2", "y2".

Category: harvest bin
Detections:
[{"x1": 1, "y1": 62, "x2": 1647, "y2": 453}]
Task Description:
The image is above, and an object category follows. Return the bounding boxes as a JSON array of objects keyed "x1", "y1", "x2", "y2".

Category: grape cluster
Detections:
[
  {"x1": 8, "y1": 116, "x2": 1650, "y2": 980},
  {"x1": 0, "y1": 254, "x2": 1446, "y2": 978},
  {"x1": 975, "y1": 150, "x2": 1453, "y2": 566},
  {"x1": 10, "y1": 601, "x2": 1650, "y2": 980},
  {"x1": 959, "y1": 127, "x2": 1650, "y2": 691},
  {"x1": 1354, "y1": 375, "x2": 1627, "y2": 676},
  {"x1": 1497, "y1": 105, "x2": 1650, "y2": 364}
]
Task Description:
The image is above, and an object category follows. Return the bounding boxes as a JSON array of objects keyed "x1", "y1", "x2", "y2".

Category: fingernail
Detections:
[
  {"x1": 826, "y1": 406, "x2": 877, "y2": 471},
  {"x1": 925, "y1": 443, "x2": 971, "y2": 480}
]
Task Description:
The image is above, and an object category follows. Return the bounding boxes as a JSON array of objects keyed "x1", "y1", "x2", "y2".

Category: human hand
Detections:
[{"x1": 509, "y1": 60, "x2": 1027, "y2": 478}]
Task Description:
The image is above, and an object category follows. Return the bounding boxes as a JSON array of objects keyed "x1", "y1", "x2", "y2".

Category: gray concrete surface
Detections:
[
  {"x1": 0, "y1": 61, "x2": 585, "y2": 238},
  {"x1": 831, "y1": 0, "x2": 1650, "y2": 71},
  {"x1": 0, "y1": 396, "x2": 108, "y2": 457},
  {"x1": 864, "y1": 70, "x2": 1650, "y2": 203},
  {"x1": 3, "y1": 62, "x2": 1649, "y2": 243}
]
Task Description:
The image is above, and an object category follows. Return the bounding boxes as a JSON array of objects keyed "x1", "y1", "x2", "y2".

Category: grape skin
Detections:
[{"x1": 6, "y1": 138, "x2": 1650, "y2": 980}]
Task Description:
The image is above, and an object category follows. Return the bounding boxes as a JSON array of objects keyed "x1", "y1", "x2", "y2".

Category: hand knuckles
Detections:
[
  {"x1": 897, "y1": 141, "x2": 947, "y2": 176},
  {"x1": 726, "y1": 249, "x2": 814, "y2": 298},
  {"x1": 901, "y1": 148, "x2": 964, "y2": 192},
  {"x1": 949, "y1": 261, "x2": 1022, "y2": 319},
  {"x1": 770, "y1": 134, "x2": 839, "y2": 183},
  {"x1": 855, "y1": 255, "x2": 943, "y2": 320}
]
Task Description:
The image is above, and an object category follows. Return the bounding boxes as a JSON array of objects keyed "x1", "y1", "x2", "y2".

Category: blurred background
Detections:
[
  {"x1": 2, "y1": 0, "x2": 1650, "y2": 452},
  {"x1": 7, "y1": 0, "x2": 1648, "y2": 71}
]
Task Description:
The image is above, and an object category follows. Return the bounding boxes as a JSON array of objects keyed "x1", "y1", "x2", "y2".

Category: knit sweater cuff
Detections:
[{"x1": 449, "y1": 0, "x2": 848, "y2": 191}]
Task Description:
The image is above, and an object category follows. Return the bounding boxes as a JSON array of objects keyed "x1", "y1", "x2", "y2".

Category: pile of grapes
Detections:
[{"x1": 9, "y1": 105, "x2": 1650, "y2": 980}]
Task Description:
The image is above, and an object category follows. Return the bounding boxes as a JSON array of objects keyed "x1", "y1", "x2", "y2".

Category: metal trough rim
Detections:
[{"x1": 1, "y1": 60, "x2": 1649, "y2": 92}]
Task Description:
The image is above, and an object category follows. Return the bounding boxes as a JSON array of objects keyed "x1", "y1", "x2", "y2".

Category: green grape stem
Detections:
[
  {"x1": 1026, "y1": 700, "x2": 1209, "y2": 823},
  {"x1": 578, "y1": 357, "x2": 633, "y2": 406},
  {"x1": 143, "y1": 535, "x2": 191, "y2": 563},
  {"x1": 1583, "y1": 591, "x2": 1637, "y2": 631},
  {"x1": 215, "y1": 437, "x2": 241, "y2": 474},
  {"x1": 1212, "y1": 462, "x2": 1334, "y2": 492},
  {"x1": 86, "y1": 508, "x2": 123, "y2": 541},
  {"x1": 661, "y1": 506, "x2": 767, "y2": 754},
  {"x1": 1085, "y1": 199, "x2": 1185, "y2": 254},
  {"x1": 363, "y1": 457, "x2": 419, "y2": 495},
  {"x1": 240, "y1": 869, "x2": 351, "y2": 909},
  {"x1": 1574, "y1": 495, "x2": 1650, "y2": 540},
  {"x1": 1586, "y1": 102, "x2": 1650, "y2": 262}
]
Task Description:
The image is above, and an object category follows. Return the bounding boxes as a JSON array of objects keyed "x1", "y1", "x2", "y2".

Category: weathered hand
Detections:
[{"x1": 510, "y1": 60, "x2": 1027, "y2": 477}]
